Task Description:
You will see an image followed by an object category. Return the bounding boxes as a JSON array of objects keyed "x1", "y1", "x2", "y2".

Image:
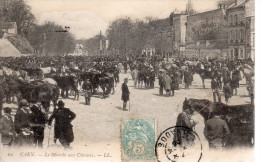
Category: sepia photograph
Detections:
[{"x1": 0, "y1": 0, "x2": 256, "y2": 161}]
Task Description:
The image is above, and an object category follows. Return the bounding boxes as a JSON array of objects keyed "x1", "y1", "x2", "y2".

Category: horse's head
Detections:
[
  {"x1": 182, "y1": 98, "x2": 195, "y2": 114},
  {"x1": 183, "y1": 98, "x2": 213, "y2": 120}
]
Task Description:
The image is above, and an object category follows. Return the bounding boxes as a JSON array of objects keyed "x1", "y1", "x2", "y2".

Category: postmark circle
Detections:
[{"x1": 155, "y1": 126, "x2": 202, "y2": 162}]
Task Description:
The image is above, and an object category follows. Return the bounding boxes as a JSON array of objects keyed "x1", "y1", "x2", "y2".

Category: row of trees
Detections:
[
  {"x1": 26, "y1": 22, "x2": 76, "y2": 55},
  {"x1": 0, "y1": 0, "x2": 75, "y2": 55},
  {"x1": 105, "y1": 17, "x2": 164, "y2": 56}
]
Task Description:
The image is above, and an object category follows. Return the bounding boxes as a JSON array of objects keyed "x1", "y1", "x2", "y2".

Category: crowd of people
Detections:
[
  {"x1": 0, "y1": 54, "x2": 254, "y2": 150},
  {"x1": 0, "y1": 99, "x2": 75, "y2": 149}
]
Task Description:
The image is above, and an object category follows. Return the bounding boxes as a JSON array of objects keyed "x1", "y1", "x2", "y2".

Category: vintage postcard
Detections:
[{"x1": 0, "y1": 0, "x2": 256, "y2": 161}]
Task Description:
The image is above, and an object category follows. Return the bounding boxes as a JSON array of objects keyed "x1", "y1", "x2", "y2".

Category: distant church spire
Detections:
[{"x1": 186, "y1": 0, "x2": 196, "y2": 15}]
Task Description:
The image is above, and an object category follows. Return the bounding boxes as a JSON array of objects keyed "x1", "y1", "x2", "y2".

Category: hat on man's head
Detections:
[
  {"x1": 3, "y1": 107, "x2": 12, "y2": 114},
  {"x1": 19, "y1": 99, "x2": 28, "y2": 107},
  {"x1": 57, "y1": 100, "x2": 65, "y2": 107}
]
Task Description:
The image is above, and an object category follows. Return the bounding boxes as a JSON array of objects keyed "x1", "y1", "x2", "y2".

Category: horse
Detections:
[
  {"x1": 5, "y1": 77, "x2": 59, "y2": 112},
  {"x1": 194, "y1": 63, "x2": 220, "y2": 89},
  {"x1": 137, "y1": 69, "x2": 149, "y2": 89},
  {"x1": 238, "y1": 64, "x2": 254, "y2": 84},
  {"x1": 40, "y1": 67, "x2": 56, "y2": 78},
  {"x1": 92, "y1": 72, "x2": 115, "y2": 98},
  {"x1": 21, "y1": 68, "x2": 43, "y2": 79},
  {"x1": 80, "y1": 71, "x2": 114, "y2": 98},
  {"x1": 183, "y1": 98, "x2": 254, "y2": 147},
  {"x1": 52, "y1": 75, "x2": 79, "y2": 100}
]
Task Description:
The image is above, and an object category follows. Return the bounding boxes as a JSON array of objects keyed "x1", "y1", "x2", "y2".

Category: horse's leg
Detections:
[
  {"x1": 102, "y1": 87, "x2": 105, "y2": 99},
  {"x1": 213, "y1": 91, "x2": 217, "y2": 102},
  {"x1": 202, "y1": 78, "x2": 205, "y2": 89},
  {"x1": 61, "y1": 89, "x2": 64, "y2": 98},
  {"x1": 76, "y1": 89, "x2": 79, "y2": 100},
  {"x1": 66, "y1": 89, "x2": 69, "y2": 98}
]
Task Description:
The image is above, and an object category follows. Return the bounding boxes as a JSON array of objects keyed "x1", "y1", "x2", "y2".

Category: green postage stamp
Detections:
[{"x1": 121, "y1": 119, "x2": 157, "y2": 161}]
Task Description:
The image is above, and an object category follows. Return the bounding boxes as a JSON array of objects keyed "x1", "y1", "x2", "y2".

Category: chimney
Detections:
[{"x1": 206, "y1": 40, "x2": 210, "y2": 47}]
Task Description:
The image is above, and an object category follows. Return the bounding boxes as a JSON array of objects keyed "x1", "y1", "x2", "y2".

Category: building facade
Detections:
[
  {"x1": 185, "y1": 6, "x2": 228, "y2": 59},
  {"x1": 245, "y1": 0, "x2": 255, "y2": 61},
  {"x1": 144, "y1": 18, "x2": 173, "y2": 58},
  {"x1": 227, "y1": 0, "x2": 254, "y2": 60},
  {"x1": 171, "y1": 14, "x2": 187, "y2": 56}
]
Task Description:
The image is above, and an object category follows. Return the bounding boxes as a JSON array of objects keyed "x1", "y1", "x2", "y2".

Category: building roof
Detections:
[
  {"x1": 188, "y1": 8, "x2": 223, "y2": 18},
  {"x1": 227, "y1": 0, "x2": 248, "y2": 10},
  {"x1": 3, "y1": 33, "x2": 34, "y2": 54},
  {"x1": 0, "y1": 39, "x2": 21, "y2": 57}
]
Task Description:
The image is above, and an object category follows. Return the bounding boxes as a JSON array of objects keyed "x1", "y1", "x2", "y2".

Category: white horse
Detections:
[
  {"x1": 238, "y1": 64, "x2": 254, "y2": 84},
  {"x1": 191, "y1": 112, "x2": 209, "y2": 151}
]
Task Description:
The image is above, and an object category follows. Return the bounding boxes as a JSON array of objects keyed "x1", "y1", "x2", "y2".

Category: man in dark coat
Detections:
[
  {"x1": 184, "y1": 68, "x2": 192, "y2": 89},
  {"x1": 0, "y1": 107, "x2": 16, "y2": 146},
  {"x1": 173, "y1": 108, "x2": 196, "y2": 147},
  {"x1": 204, "y1": 113, "x2": 230, "y2": 150},
  {"x1": 14, "y1": 99, "x2": 31, "y2": 134},
  {"x1": 123, "y1": 62, "x2": 128, "y2": 74},
  {"x1": 211, "y1": 76, "x2": 222, "y2": 103},
  {"x1": 223, "y1": 82, "x2": 232, "y2": 103},
  {"x1": 121, "y1": 78, "x2": 130, "y2": 111},
  {"x1": 231, "y1": 67, "x2": 240, "y2": 96},
  {"x1": 48, "y1": 100, "x2": 76, "y2": 148},
  {"x1": 158, "y1": 71, "x2": 164, "y2": 96},
  {"x1": 30, "y1": 103, "x2": 47, "y2": 148},
  {"x1": 14, "y1": 99, "x2": 34, "y2": 147},
  {"x1": 82, "y1": 79, "x2": 93, "y2": 105}
]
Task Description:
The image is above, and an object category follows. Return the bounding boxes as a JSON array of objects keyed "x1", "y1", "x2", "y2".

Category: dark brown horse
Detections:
[
  {"x1": 183, "y1": 98, "x2": 254, "y2": 147},
  {"x1": 194, "y1": 63, "x2": 219, "y2": 89},
  {"x1": 52, "y1": 75, "x2": 79, "y2": 100},
  {"x1": 5, "y1": 77, "x2": 59, "y2": 112},
  {"x1": 80, "y1": 71, "x2": 114, "y2": 98}
]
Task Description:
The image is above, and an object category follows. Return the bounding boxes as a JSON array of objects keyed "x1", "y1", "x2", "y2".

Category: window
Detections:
[
  {"x1": 206, "y1": 18, "x2": 208, "y2": 24},
  {"x1": 240, "y1": 14, "x2": 244, "y2": 24},
  {"x1": 241, "y1": 30, "x2": 244, "y2": 42},
  {"x1": 229, "y1": 31, "x2": 232, "y2": 42},
  {"x1": 231, "y1": 50, "x2": 234, "y2": 58},
  {"x1": 239, "y1": 30, "x2": 242, "y2": 40},
  {"x1": 234, "y1": 30, "x2": 237, "y2": 41},
  {"x1": 234, "y1": 15, "x2": 238, "y2": 25},
  {"x1": 240, "y1": 49, "x2": 244, "y2": 58},
  {"x1": 236, "y1": 30, "x2": 239, "y2": 41},
  {"x1": 230, "y1": 15, "x2": 233, "y2": 25},
  {"x1": 230, "y1": 31, "x2": 235, "y2": 42}
]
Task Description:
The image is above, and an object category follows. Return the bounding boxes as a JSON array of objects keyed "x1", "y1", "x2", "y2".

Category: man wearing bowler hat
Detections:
[
  {"x1": 121, "y1": 78, "x2": 130, "y2": 111},
  {"x1": 48, "y1": 100, "x2": 76, "y2": 149}
]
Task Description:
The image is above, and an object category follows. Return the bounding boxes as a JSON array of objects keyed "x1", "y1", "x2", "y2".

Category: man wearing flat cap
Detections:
[
  {"x1": 121, "y1": 78, "x2": 130, "y2": 111},
  {"x1": 0, "y1": 107, "x2": 16, "y2": 146},
  {"x1": 48, "y1": 100, "x2": 76, "y2": 149}
]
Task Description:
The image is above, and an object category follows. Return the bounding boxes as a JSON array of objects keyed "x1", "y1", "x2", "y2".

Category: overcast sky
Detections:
[{"x1": 28, "y1": 0, "x2": 220, "y2": 39}]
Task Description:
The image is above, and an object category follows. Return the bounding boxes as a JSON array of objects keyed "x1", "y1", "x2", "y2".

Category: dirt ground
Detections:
[{"x1": 2, "y1": 72, "x2": 253, "y2": 162}]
